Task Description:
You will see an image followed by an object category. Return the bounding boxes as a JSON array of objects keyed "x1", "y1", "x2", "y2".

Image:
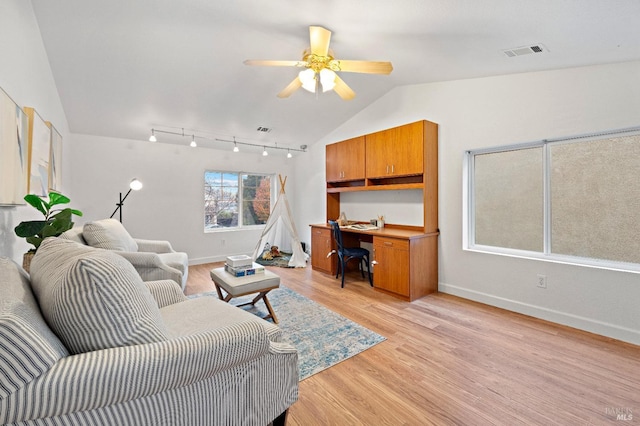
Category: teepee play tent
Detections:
[{"x1": 252, "y1": 175, "x2": 308, "y2": 268}]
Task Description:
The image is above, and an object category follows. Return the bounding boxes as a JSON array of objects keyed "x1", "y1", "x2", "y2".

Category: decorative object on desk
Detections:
[
  {"x1": 190, "y1": 285, "x2": 386, "y2": 380},
  {"x1": 14, "y1": 191, "x2": 83, "y2": 272},
  {"x1": 110, "y1": 178, "x2": 143, "y2": 222},
  {"x1": 377, "y1": 215, "x2": 385, "y2": 228},
  {"x1": 337, "y1": 211, "x2": 348, "y2": 226},
  {"x1": 24, "y1": 107, "x2": 51, "y2": 196},
  {"x1": 0, "y1": 87, "x2": 29, "y2": 205}
]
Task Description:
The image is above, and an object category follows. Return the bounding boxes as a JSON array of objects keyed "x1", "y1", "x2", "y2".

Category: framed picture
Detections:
[
  {"x1": 24, "y1": 107, "x2": 51, "y2": 196},
  {"x1": 0, "y1": 87, "x2": 29, "y2": 205},
  {"x1": 46, "y1": 121, "x2": 62, "y2": 191}
]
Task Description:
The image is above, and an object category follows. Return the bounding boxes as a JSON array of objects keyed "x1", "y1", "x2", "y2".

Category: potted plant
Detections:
[{"x1": 14, "y1": 191, "x2": 83, "y2": 272}]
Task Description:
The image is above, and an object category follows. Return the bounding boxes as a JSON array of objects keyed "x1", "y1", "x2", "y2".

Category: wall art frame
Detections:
[
  {"x1": 0, "y1": 87, "x2": 29, "y2": 205},
  {"x1": 24, "y1": 107, "x2": 51, "y2": 196}
]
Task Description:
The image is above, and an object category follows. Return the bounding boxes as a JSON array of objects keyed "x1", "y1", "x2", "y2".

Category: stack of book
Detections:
[{"x1": 225, "y1": 255, "x2": 265, "y2": 277}]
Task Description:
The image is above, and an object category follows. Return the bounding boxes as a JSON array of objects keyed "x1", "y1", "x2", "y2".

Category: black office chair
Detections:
[{"x1": 328, "y1": 220, "x2": 373, "y2": 288}]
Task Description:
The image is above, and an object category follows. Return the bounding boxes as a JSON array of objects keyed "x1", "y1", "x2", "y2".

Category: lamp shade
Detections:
[
  {"x1": 299, "y1": 69, "x2": 316, "y2": 92},
  {"x1": 319, "y1": 69, "x2": 336, "y2": 92},
  {"x1": 129, "y1": 178, "x2": 143, "y2": 191}
]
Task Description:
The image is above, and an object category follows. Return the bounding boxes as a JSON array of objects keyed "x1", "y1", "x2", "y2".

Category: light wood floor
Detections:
[{"x1": 187, "y1": 263, "x2": 640, "y2": 425}]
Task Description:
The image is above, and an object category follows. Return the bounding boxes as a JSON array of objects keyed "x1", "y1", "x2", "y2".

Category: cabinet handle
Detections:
[
  {"x1": 391, "y1": 164, "x2": 395, "y2": 173},
  {"x1": 371, "y1": 260, "x2": 378, "y2": 265},
  {"x1": 326, "y1": 250, "x2": 336, "y2": 258},
  {"x1": 384, "y1": 242, "x2": 393, "y2": 247},
  {"x1": 386, "y1": 165, "x2": 389, "y2": 174}
]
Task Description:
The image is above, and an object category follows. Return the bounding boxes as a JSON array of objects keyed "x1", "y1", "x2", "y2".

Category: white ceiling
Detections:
[{"x1": 30, "y1": 0, "x2": 640, "y2": 152}]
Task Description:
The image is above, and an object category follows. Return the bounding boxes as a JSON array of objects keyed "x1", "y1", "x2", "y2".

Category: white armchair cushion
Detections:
[
  {"x1": 30, "y1": 238, "x2": 169, "y2": 354},
  {"x1": 83, "y1": 218, "x2": 138, "y2": 252}
]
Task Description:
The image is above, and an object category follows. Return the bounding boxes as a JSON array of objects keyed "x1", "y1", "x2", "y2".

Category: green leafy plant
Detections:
[{"x1": 14, "y1": 191, "x2": 83, "y2": 252}]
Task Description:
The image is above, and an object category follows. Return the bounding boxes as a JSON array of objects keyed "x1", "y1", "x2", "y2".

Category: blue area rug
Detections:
[{"x1": 192, "y1": 286, "x2": 385, "y2": 380}]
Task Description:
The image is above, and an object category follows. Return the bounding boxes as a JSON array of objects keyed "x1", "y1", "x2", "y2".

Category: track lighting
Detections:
[{"x1": 146, "y1": 127, "x2": 307, "y2": 155}]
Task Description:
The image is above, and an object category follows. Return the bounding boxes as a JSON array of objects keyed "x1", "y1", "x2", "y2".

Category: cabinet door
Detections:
[
  {"x1": 325, "y1": 143, "x2": 340, "y2": 182},
  {"x1": 372, "y1": 237, "x2": 410, "y2": 296},
  {"x1": 326, "y1": 137, "x2": 365, "y2": 182},
  {"x1": 366, "y1": 121, "x2": 424, "y2": 179},
  {"x1": 311, "y1": 227, "x2": 335, "y2": 274}
]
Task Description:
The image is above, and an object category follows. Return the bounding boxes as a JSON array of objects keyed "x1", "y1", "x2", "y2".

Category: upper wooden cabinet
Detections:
[
  {"x1": 326, "y1": 136, "x2": 366, "y2": 182},
  {"x1": 324, "y1": 119, "x2": 438, "y2": 233},
  {"x1": 365, "y1": 121, "x2": 424, "y2": 179}
]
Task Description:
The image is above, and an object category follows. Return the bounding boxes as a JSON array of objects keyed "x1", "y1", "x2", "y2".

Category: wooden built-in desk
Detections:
[
  {"x1": 310, "y1": 223, "x2": 439, "y2": 301},
  {"x1": 317, "y1": 119, "x2": 439, "y2": 302}
]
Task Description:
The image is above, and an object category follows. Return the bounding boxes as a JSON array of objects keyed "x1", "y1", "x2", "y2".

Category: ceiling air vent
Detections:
[
  {"x1": 256, "y1": 126, "x2": 272, "y2": 133},
  {"x1": 502, "y1": 44, "x2": 547, "y2": 58}
]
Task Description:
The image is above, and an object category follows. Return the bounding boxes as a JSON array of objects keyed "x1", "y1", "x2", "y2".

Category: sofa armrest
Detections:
[
  {"x1": 144, "y1": 279, "x2": 188, "y2": 307},
  {"x1": 134, "y1": 238, "x2": 175, "y2": 254},
  {"x1": 0, "y1": 321, "x2": 283, "y2": 424},
  {"x1": 115, "y1": 251, "x2": 183, "y2": 287}
]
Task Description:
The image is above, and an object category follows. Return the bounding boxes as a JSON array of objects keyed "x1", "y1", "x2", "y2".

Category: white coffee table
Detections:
[{"x1": 210, "y1": 267, "x2": 281, "y2": 324}]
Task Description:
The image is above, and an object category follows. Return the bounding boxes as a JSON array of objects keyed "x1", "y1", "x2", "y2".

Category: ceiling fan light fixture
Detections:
[
  {"x1": 299, "y1": 69, "x2": 317, "y2": 92},
  {"x1": 320, "y1": 68, "x2": 336, "y2": 92}
]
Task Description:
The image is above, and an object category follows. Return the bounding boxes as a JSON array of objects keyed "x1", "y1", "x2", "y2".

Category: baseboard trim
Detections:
[
  {"x1": 439, "y1": 282, "x2": 640, "y2": 346},
  {"x1": 189, "y1": 253, "x2": 253, "y2": 266}
]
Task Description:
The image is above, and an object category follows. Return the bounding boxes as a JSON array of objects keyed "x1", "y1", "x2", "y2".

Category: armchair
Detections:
[
  {"x1": 0, "y1": 238, "x2": 298, "y2": 425},
  {"x1": 60, "y1": 218, "x2": 188, "y2": 290}
]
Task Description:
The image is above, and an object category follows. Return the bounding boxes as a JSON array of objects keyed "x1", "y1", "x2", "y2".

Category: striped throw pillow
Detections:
[
  {"x1": 82, "y1": 218, "x2": 138, "y2": 252},
  {"x1": 30, "y1": 238, "x2": 169, "y2": 354}
]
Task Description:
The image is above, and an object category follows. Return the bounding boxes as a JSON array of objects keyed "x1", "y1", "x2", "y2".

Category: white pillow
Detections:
[
  {"x1": 30, "y1": 238, "x2": 169, "y2": 354},
  {"x1": 83, "y1": 218, "x2": 138, "y2": 252}
]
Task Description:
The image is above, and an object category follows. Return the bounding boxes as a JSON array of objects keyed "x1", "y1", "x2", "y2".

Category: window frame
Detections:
[
  {"x1": 464, "y1": 127, "x2": 640, "y2": 274},
  {"x1": 204, "y1": 171, "x2": 275, "y2": 232}
]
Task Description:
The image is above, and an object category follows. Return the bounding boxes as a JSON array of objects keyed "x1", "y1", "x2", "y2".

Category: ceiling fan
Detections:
[{"x1": 244, "y1": 26, "x2": 393, "y2": 100}]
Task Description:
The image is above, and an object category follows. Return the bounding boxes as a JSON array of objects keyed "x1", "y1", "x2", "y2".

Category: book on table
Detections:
[{"x1": 225, "y1": 262, "x2": 265, "y2": 277}]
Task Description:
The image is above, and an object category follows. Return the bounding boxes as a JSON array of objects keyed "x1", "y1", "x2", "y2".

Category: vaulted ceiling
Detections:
[{"x1": 30, "y1": 0, "x2": 640, "y2": 152}]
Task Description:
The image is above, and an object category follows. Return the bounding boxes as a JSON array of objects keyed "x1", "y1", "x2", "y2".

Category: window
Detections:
[
  {"x1": 204, "y1": 172, "x2": 273, "y2": 231},
  {"x1": 465, "y1": 127, "x2": 640, "y2": 272}
]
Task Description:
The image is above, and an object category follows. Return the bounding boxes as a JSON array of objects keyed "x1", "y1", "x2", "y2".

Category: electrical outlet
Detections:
[{"x1": 537, "y1": 274, "x2": 547, "y2": 289}]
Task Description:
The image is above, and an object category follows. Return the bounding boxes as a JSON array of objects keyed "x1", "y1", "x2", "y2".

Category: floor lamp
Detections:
[{"x1": 110, "y1": 178, "x2": 143, "y2": 222}]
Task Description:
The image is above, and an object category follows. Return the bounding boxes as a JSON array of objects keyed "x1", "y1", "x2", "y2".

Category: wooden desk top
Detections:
[{"x1": 310, "y1": 223, "x2": 439, "y2": 240}]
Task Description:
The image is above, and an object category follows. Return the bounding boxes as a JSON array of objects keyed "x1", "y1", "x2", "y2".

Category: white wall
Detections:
[
  {"x1": 70, "y1": 134, "x2": 296, "y2": 264},
  {"x1": 0, "y1": 1, "x2": 71, "y2": 263},
  {"x1": 294, "y1": 61, "x2": 640, "y2": 345}
]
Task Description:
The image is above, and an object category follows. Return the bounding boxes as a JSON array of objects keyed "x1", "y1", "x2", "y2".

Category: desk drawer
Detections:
[{"x1": 373, "y1": 236, "x2": 409, "y2": 251}]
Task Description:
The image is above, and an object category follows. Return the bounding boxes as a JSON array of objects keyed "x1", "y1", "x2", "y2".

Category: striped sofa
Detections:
[
  {"x1": 61, "y1": 218, "x2": 189, "y2": 291},
  {"x1": 0, "y1": 238, "x2": 298, "y2": 425}
]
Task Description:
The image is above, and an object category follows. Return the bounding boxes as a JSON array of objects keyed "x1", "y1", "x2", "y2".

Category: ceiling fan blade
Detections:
[
  {"x1": 333, "y1": 75, "x2": 355, "y2": 100},
  {"x1": 332, "y1": 60, "x2": 393, "y2": 74},
  {"x1": 244, "y1": 60, "x2": 304, "y2": 67},
  {"x1": 277, "y1": 77, "x2": 303, "y2": 98},
  {"x1": 309, "y1": 26, "x2": 331, "y2": 57}
]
